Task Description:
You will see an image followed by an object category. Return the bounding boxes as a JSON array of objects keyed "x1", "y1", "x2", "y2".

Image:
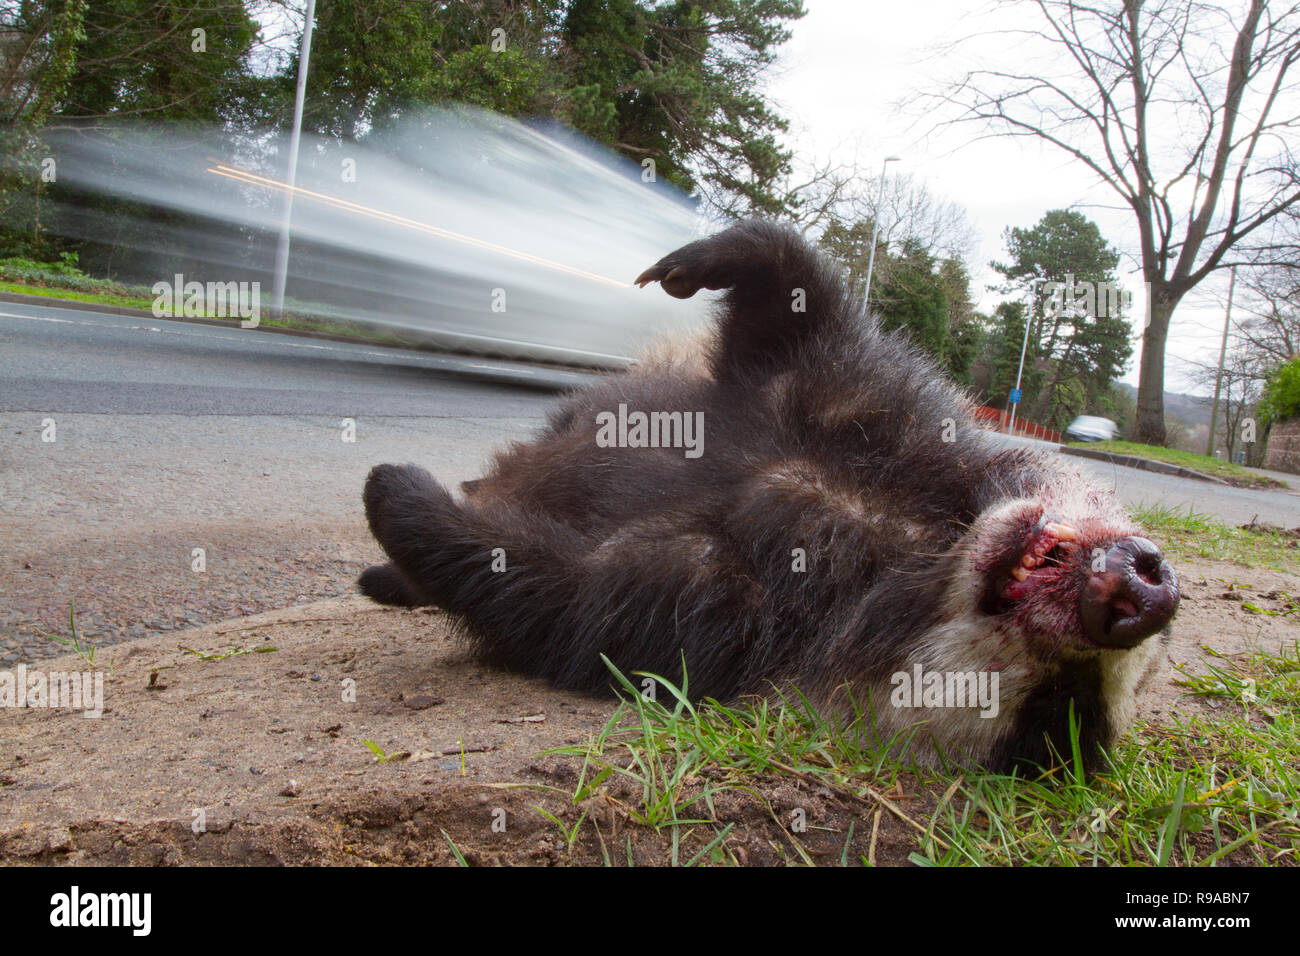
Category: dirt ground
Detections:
[{"x1": 1, "y1": 556, "x2": 1296, "y2": 867}]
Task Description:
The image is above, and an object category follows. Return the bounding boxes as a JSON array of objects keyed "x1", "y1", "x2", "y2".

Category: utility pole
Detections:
[
  {"x1": 271, "y1": 0, "x2": 316, "y2": 319},
  {"x1": 1205, "y1": 265, "x2": 1237, "y2": 458},
  {"x1": 863, "y1": 155, "x2": 900, "y2": 306},
  {"x1": 1007, "y1": 283, "x2": 1035, "y2": 436}
]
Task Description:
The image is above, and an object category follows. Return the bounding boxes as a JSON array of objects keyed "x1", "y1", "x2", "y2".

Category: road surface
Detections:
[{"x1": 986, "y1": 431, "x2": 1300, "y2": 528}]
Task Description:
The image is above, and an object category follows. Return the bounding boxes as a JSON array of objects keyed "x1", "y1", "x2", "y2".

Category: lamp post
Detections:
[
  {"x1": 863, "y1": 155, "x2": 900, "y2": 306},
  {"x1": 1007, "y1": 283, "x2": 1036, "y2": 436},
  {"x1": 270, "y1": 0, "x2": 316, "y2": 319},
  {"x1": 1205, "y1": 265, "x2": 1237, "y2": 458}
]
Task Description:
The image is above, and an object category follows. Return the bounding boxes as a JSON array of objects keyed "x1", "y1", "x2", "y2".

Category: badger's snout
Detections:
[{"x1": 1079, "y1": 536, "x2": 1179, "y2": 648}]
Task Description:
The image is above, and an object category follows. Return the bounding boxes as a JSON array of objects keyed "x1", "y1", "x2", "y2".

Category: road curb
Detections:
[
  {"x1": 0, "y1": 289, "x2": 166, "y2": 321},
  {"x1": 1058, "y1": 444, "x2": 1231, "y2": 485},
  {"x1": 0, "y1": 290, "x2": 604, "y2": 392}
]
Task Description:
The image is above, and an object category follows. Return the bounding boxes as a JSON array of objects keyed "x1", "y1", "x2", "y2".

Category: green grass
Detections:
[
  {"x1": 177, "y1": 643, "x2": 278, "y2": 662},
  {"x1": 46, "y1": 600, "x2": 112, "y2": 673},
  {"x1": 1133, "y1": 502, "x2": 1299, "y2": 570},
  {"x1": 930, "y1": 650, "x2": 1300, "y2": 865},
  {"x1": 362, "y1": 740, "x2": 398, "y2": 764},
  {"x1": 0, "y1": 279, "x2": 159, "y2": 311},
  {"x1": 530, "y1": 648, "x2": 1298, "y2": 866},
  {"x1": 1070, "y1": 440, "x2": 1285, "y2": 489},
  {"x1": 440, "y1": 829, "x2": 470, "y2": 866}
]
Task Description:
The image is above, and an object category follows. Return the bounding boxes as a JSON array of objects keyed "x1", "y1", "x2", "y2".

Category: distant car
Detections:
[{"x1": 1065, "y1": 415, "x2": 1118, "y2": 442}]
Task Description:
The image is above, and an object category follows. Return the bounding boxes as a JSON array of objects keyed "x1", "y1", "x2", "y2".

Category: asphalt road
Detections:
[
  {"x1": 986, "y1": 431, "x2": 1300, "y2": 527},
  {"x1": 1, "y1": 299, "x2": 1297, "y2": 665},
  {"x1": 0, "y1": 298, "x2": 596, "y2": 416}
]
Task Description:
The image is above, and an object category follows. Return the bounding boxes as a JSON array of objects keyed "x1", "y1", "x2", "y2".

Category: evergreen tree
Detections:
[
  {"x1": 298, "y1": 0, "x2": 805, "y2": 216},
  {"x1": 1, "y1": 0, "x2": 262, "y2": 257},
  {"x1": 1, "y1": 0, "x2": 88, "y2": 255},
  {"x1": 990, "y1": 209, "x2": 1134, "y2": 429},
  {"x1": 4, "y1": 0, "x2": 806, "y2": 257},
  {"x1": 561, "y1": 0, "x2": 804, "y2": 217},
  {"x1": 874, "y1": 238, "x2": 948, "y2": 362},
  {"x1": 985, "y1": 300, "x2": 1044, "y2": 410},
  {"x1": 937, "y1": 257, "x2": 982, "y2": 386},
  {"x1": 59, "y1": 0, "x2": 260, "y2": 124},
  {"x1": 302, "y1": 0, "x2": 567, "y2": 140}
]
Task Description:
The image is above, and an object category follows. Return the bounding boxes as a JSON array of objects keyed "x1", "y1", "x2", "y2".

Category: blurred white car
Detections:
[{"x1": 1065, "y1": 415, "x2": 1118, "y2": 442}]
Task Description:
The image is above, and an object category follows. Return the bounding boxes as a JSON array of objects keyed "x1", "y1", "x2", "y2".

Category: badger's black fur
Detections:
[{"x1": 359, "y1": 220, "x2": 1178, "y2": 772}]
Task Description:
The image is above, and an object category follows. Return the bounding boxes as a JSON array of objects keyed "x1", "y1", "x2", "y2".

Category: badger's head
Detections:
[
  {"x1": 961, "y1": 479, "x2": 1179, "y2": 655},
  {"x1": 879, "y1": 462, "x2": 1180, "y2": 772}
]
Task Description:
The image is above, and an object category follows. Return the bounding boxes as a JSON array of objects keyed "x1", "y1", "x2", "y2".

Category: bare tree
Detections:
[
  {"x1": 781, "y1": 156, "x2": 863, "y2": 236},
  {"x1": 1185, "y1": 336, "x2": 1268, "y2": 461},
  {"x1": 931, "y1": 0, "x2": 1300, "y2": 444},
  {"x1": 784, "y1": 156, "x2": 978, "y2": 284},
  {"x1": 1237, "y1": 260, "x2": 1300, "y2": 363}
]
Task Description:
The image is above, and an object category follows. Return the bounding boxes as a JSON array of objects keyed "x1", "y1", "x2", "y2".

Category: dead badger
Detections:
[{"x1": 359, "y1": 219, "x2": 1179, "y2": 772}]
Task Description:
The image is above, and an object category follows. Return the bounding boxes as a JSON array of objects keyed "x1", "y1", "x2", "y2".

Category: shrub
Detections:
[
  {"x1": 1258, "y1": 356, "x2": 1300, "y2": 427},
  {"x1": 0, "y1": 254, "x2": 137, "y2": 296}
]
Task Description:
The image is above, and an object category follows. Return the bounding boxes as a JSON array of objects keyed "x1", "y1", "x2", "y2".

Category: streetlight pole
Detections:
[
  {"x1": 863, "y1": 155, "x2": 900, "y2": 306},
  {"x1": 1205, "y1": 265, "x2": 1237, "y2": 458},
  {"x1": 1007, "y1": 283, "x2": 1035, "y2": 436},
  {"x1": 270, "y1": 0, "x2": 316, "y2": 320}
]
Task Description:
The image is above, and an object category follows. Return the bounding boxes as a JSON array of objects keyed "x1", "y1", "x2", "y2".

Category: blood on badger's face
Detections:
[{"x1": 966, "y1": 491, "x2": 1179, "y2": 653}]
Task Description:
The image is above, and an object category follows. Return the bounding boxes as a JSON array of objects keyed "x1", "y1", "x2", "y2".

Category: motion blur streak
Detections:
[
  {"x1": 204, "y1": 164, "x2": 631, "y2": 288},
  {"x1": 26, "y1": 108, "x2": 708, "y2": 367}
]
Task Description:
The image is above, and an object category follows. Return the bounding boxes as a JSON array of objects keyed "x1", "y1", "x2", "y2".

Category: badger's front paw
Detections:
[{"x1": 358, "y1": 561, "x2": 421, "y2": 607}]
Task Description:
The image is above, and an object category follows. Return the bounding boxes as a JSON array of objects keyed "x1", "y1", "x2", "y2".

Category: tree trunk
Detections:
[
  {"x1": 1133, "y1": 287, "x2": 1180, "y2": 446},
  {"x1": 1032, "y1": 365, "x2": 1057, "y2": 424}
]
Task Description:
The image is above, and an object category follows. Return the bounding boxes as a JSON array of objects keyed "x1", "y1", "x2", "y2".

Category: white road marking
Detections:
[
  {"x1": 0, "y1": 305, "x2": 595, "y2": 384},
  {"x1": 0, "y1": 310, "x2": 76, "y2": 324}
]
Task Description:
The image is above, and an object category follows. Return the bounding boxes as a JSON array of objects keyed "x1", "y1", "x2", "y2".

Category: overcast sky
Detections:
[{"x1": 766, "y1": 0, "x2": 1253, "y2": 394}]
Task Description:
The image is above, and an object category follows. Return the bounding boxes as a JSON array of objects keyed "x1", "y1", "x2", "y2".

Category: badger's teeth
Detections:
[
  {"x1": 1005, "y1": 520, "x2": 1080, "y2": 594},
  {"x1": 1043, "y1": 521, "x2": 1079, "y2": 541}
]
